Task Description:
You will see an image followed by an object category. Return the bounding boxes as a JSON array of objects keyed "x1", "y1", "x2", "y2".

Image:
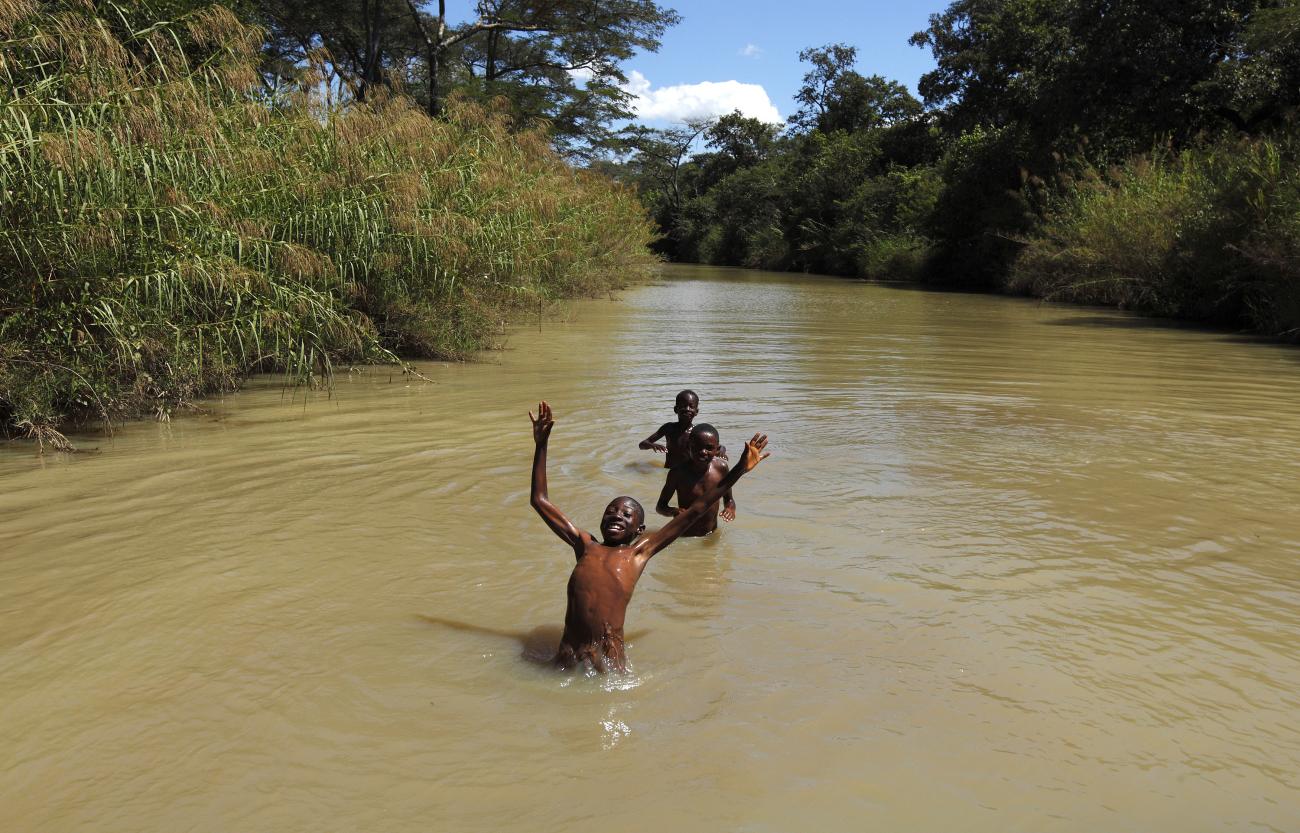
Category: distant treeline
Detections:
[
  {"x1": 610, "y1": 1, "x2": 1300, "y2": 340},
  {"x1": 0, "y1": 1, "x2": 657, "y2": 447}
]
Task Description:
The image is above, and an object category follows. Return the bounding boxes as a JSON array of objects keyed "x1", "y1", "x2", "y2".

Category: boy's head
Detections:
[
  {"x1": 674, "y1": 389, "x2": 699, "y2": 423},
  {"x1": 600, "y1": 496, "x2": 646, "y2": 545},
  {"x1": 688, "y1": 424, "x2": 721, "y2": 470}
]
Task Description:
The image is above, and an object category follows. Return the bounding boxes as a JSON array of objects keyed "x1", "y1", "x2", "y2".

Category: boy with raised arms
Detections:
[{"x1": 530, "y1": 401, "x2": 769, "y2": 673}]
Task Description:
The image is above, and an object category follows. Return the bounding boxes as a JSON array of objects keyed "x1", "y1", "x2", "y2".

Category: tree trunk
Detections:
[
  {"x1": 404, "y1": 0, "x2": 445, "y2": 116},
  {"x1": 431, "y1": 1, "x2": 446, "y2": 116},
  {"x1": 359, "y1": 0, "x2": 384, "y2": 101},
  {"x1": 368, "y1": 2, "x2": 384, "y2": 95},
  {"x1": 360, "y1": 0, "x2": 371, "y2": 100}
]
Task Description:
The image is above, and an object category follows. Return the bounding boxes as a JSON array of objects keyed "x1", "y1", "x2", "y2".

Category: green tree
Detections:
[
  {"x1": 688, "y1": 158, "x2": 791, "y2": 267},
  {"x1": 789, "y1": 43, "x2": 921, "y2": 134},
  {"x1": 256, "y1": 0, "x2": 423, "y2": 100},
  {"x1": 614, "y1": 120, "x2": 711, "y2": 254},
  {"x1": 694, "y1": 110, "x2": 781, "y2": 189},
  {"x1": 252, "y1": 1, "x2": 677, "y2": 156},
  {"x1": 1206, "y1": 0, "x2": 1300, "y2": 133},
  {"x1": 705, "y1": 111, "x2": 779, "y2": 168},
  {"x1": 401, "y1": 0, "x2": 678, "y2": 155},
  {"x1": 911, "y1": 0, "x2": 1260, "y2": 157}
]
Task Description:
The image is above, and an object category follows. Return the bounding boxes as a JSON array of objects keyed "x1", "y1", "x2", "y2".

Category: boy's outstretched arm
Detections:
[
  {"x1": 639, "y1": 424, "x2": 669, "y2": 453},
  {"x1": 636, "y1": 434, "x2": 769, "y2": 559},
  {"x1": 529, "y1": 401, "x2": 585, "y2": 556},
  {"x1": 655, "y1": 473, "x2": 681, "y2": 518}
]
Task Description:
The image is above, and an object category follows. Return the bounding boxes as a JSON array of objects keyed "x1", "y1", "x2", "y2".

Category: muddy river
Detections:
[{"x1": 2, "y1": 264, "x2": 1298, "y2": 831}]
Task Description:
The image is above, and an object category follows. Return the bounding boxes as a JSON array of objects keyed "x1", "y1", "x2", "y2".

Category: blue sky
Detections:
[{"x1": 620, "y1": 0, "x2": 945, "y2": 125}]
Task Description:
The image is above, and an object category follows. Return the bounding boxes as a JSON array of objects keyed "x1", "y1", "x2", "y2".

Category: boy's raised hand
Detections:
[
  {"x1": 529, "y1": 401, "x2": 555, "y2": 444},
  {"x1": 740, "y1": 433, "x2": 770, "y2": 472}
]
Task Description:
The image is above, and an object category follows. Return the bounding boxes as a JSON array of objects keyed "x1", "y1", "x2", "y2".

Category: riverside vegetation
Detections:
[
  {"x1": 613, "y1": 1, "x2": 1300, "y2": 341},
  {"x1": 0, "y1": 0, "x2": 657, "y2": 449}
]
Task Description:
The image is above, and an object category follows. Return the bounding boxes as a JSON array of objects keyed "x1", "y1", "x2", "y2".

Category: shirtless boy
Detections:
[
  {"x1": 639, "y1": 390, "x2": 726, "y2": 468},
  {"x1": 655, "y1": 423, "x2": 736, "y2": 537},
  {"x1": 530, "y1": 401, "x2": 769, "y2": 672}
]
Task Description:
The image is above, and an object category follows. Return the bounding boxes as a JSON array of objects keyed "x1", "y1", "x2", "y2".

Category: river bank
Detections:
[
  {"x1": 617, "y1": 14, "x2": 1299, "y2": 341},
  {"x1": 665, "y1": 131, "x2": 1300, "y2": 342}
]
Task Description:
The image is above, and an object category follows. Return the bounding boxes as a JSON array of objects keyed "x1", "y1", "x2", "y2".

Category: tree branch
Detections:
[{"x1": 442, "y1": 19, "x2": 547, "y2": 49}]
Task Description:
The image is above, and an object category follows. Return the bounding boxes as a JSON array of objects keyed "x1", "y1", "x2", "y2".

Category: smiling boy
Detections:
[
  {"x1": 639, "y1": 389, "x2": 701, "y2": 469},
  {"x1": 655, "y1": 423, "x2": 736, "y2": 537},
  {"x1": 530, "y1": 401, "x2": 769, "y2": 672}
]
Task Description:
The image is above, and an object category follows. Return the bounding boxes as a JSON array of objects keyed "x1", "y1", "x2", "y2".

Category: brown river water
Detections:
[{"x1": 2, "y1": 264, "x2": 1299, "y2": 832}]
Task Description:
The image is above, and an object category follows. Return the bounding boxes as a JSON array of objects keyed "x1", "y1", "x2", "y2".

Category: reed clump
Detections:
[
  {"x1": 1010, "y1": 137, "x2": 1300, "y2": 338},
  {"x1": 0, "y1": 1, "x2": 658, "y2": 445}
]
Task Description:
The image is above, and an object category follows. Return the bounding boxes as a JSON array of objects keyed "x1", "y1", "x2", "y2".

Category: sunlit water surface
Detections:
[{"x1": 2, "y1": 265, "x2": 1299, "y2": 831}]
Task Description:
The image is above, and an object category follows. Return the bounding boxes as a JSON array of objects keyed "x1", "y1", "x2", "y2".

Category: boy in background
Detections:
[
  {"x1": 639, "y1": 389, "x2": 700, "y2": 469},
  {"x1": 655, "y1": 423, "x2": 736, "y2": 537}
]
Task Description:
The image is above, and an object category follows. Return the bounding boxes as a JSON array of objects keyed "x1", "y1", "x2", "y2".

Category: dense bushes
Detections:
[
  {"x1": 1010, "y1": 137, "x2": 1300, "y2": 336},
  {"x1": 619, "y1": 2, "x2": 1300, "y2": 342},
  {"x1": 636, "y1": 102, "x2": 1299, "y2": 340},
  {"x1": 659, "y1": 125, "x2": 937, "y2": 281},
  {"x1": 0, "y1": 1, "x2": 657, "y2": 447}
]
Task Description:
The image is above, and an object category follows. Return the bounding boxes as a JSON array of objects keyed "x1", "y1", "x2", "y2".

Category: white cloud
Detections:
[
  {"x1": 567, "y1": 66, "x2": 595, "y2": 84},
  {"x1": 622, "y1": 70, "x2": 781, "y2": 124},
  {"x1": 739, "y1": 43, "x2": 762, "y2": 59}
]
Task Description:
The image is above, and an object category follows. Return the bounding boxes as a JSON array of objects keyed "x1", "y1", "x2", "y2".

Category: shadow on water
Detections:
[
  {"x1": 855, "y1": 276, "x2": 1298, "y2": 349},
  {"x1": 850, "y1": 276, "x2": 1003, "y2": 296},
  {"x1": 1043, "y1": 314, "x2": 1300, "y2": 353},
  {"x1": 416, "y1": 615, "x2": 649, "y2": 665},
  {"x1": 1043, "y1": 314, "x2": 1235, "y2": 333}
]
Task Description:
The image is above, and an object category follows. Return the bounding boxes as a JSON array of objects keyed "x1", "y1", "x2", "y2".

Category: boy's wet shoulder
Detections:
[{"x1": 577, "y1": 539, "x2": 649, "y2": 577}]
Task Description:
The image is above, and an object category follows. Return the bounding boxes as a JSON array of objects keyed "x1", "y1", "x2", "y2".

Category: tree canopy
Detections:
[
  {"x1": 240, "y1": 0, "x2": 678, "y2": 157},
  {"x1": 606, "y1": 0, "x2": 1300, "y2": 339},
  {"x1": 910, "y1": 0, "x2": 1264, "y2": 155},
  {"x1": 789, "y1": 43, "x2": 921, "y2": 134}
]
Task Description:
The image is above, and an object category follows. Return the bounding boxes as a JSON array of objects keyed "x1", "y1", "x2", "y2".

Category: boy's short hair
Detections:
[
  {"x1": 691, "y1": 423, "x2": 719, "y2": 444},
  {"x1": 612, "y1": 495, "x2": 645, "y2": 526}
]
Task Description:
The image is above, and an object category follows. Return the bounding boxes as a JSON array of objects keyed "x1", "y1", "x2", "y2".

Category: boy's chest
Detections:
[
  {"x1": 664, "y1": 425, "x2": 691, "y2": 452},
  {"x1": 677, "y1": 466, "x2": 722, "y2": 499},
  {"x1": 572, "y1": 550, "x2": 642, "y2": 594}
]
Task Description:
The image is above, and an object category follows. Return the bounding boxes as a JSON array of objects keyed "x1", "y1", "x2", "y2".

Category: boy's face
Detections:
[
  {"x1": 600, "y1": 497, "x2": 645, "y2": 545},
  {"x1": 689, "y1": 431, "x2": 720, "y2": 469},
  {"x1": 674, "y1": 394, "x2": 699, "y2": 423}
]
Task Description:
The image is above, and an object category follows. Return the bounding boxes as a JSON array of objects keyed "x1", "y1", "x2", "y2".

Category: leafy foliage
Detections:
[
  {"x1": 1011, "y1": 137, "x2": 1300, "y2": 335},
  {"x1": 0, "y1": 1, "x2": 656, "y2": 445},
  {"x1": 789, "y1": 43, "x2": 921, "y2": 135},
  {"x1": 250, "y1": 0, "x2": 679, "y2": 158},
  {"x1": 610, "y1": 46, "x2": 938, "y2": 279},
  {"x1": 616, "y1": 1, "x2": 1300, "y2": 339},
  {"x1": 911, "y1": 0, "x2": 1258, "y2": 155}
]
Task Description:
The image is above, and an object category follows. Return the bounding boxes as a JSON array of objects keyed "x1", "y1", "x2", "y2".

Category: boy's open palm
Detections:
[
  {"x1": 530, "y1": 401, "x2": 555, "y2": 443},
  {"x1": 741, "y1": 433, "x2": 770, "y2": 471}
]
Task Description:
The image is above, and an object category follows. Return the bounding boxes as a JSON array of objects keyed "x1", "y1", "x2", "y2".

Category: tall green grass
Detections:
[
  {"x1": 0, "y1": 0, "x2": 657, "y2": 449},
  {"x1": 1009, "y1": 136, "x2": 1300, "y2": 338}
]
